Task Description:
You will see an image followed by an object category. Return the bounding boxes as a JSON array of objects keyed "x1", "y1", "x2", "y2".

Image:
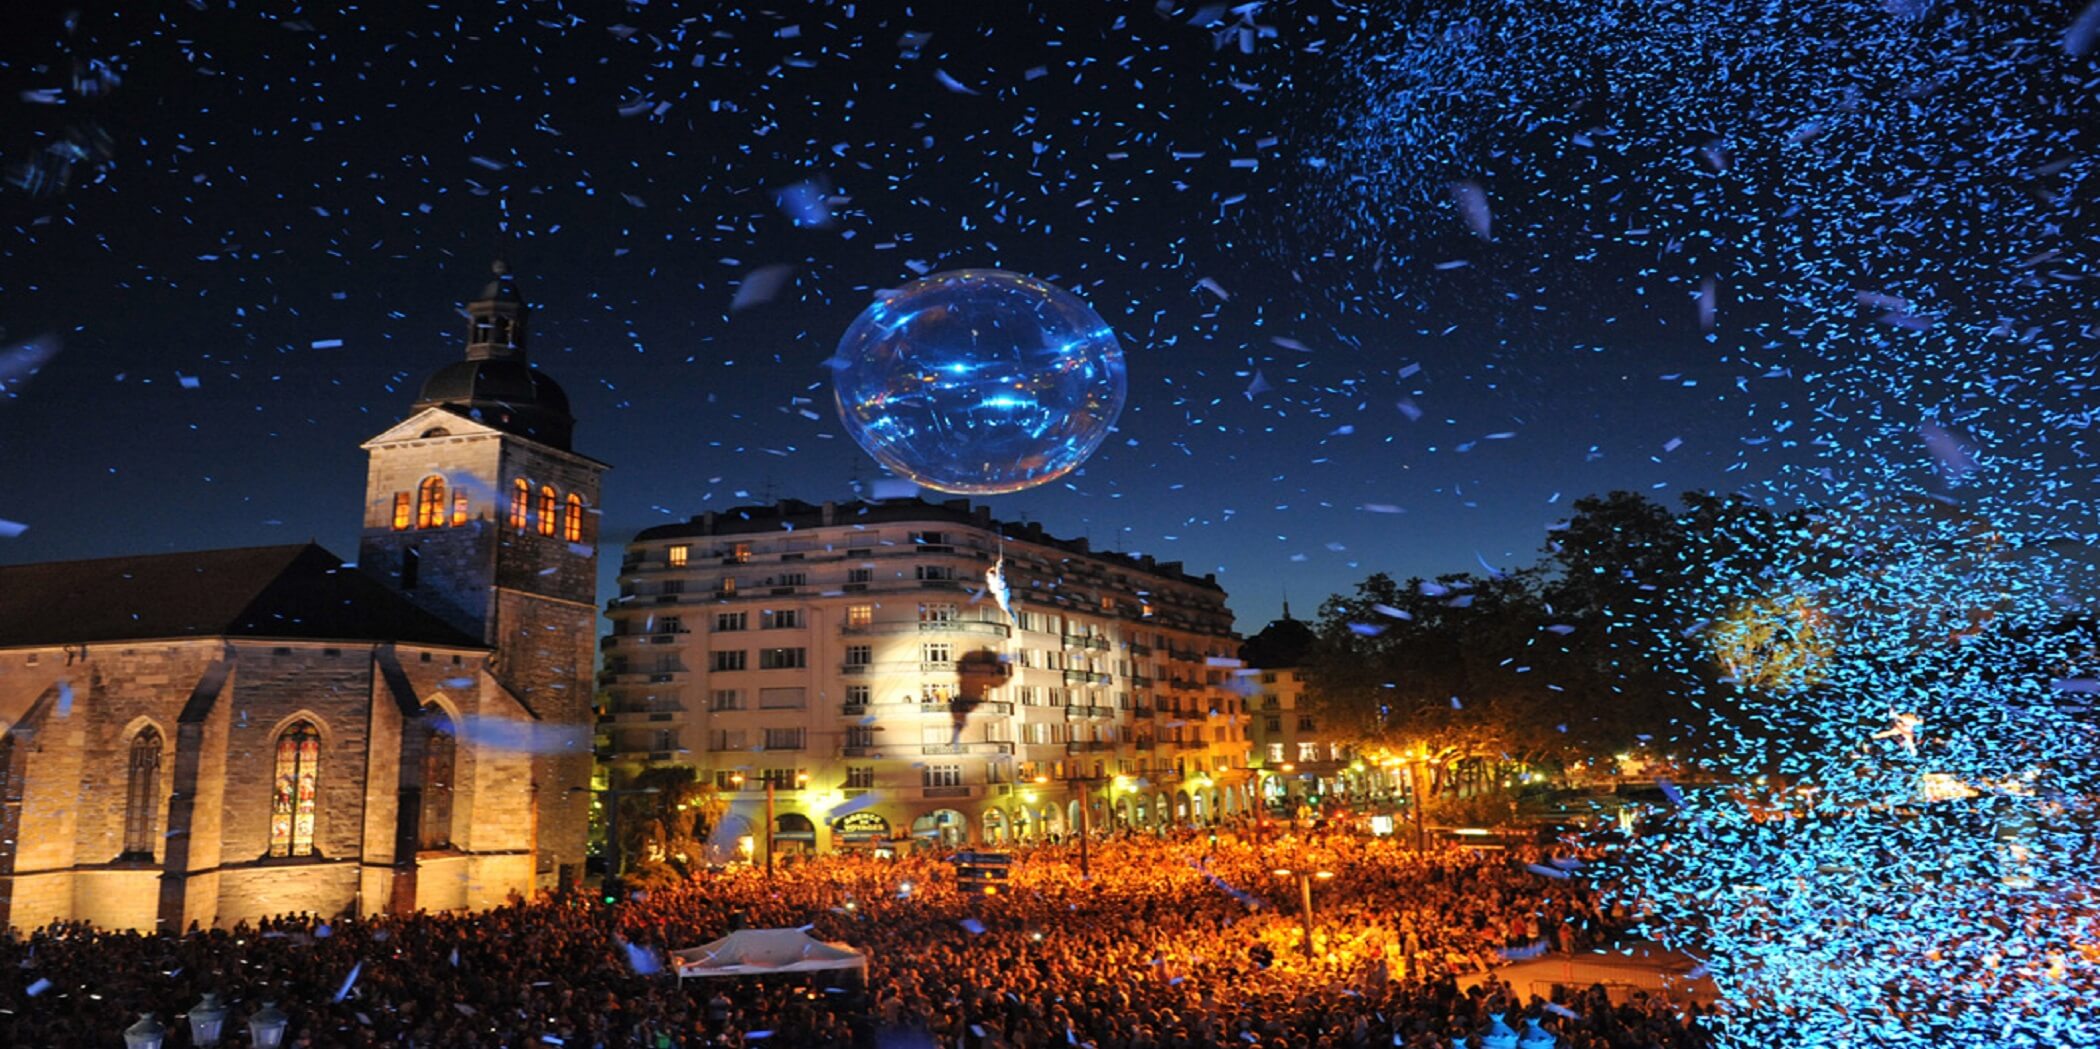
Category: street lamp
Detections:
[
  {"x1": 188, "y1": 992, "x2": 229, "y2": 1047},
  {"x1": 247, "y1": 1001, "x2": 289, "y2": 1049},
  {"x1": 122, "y1": 1013, "x2": 166, "y2": 1049},
  {"x1": 1271, "y1": 867, "x2": 1333, "y2": 961}
]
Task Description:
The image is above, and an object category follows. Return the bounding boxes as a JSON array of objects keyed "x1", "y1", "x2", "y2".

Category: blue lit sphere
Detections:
[{"x1": 833, "y1": 269, "x2": 1127, "y2": 495}]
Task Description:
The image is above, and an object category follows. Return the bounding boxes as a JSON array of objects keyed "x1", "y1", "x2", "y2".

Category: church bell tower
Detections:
[{"x1": 357, "y1": 261, "x2": 607, "y2": 889}]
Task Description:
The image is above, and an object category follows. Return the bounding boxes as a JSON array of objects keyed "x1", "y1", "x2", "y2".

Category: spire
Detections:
[{"x1": 464, "y1": 259, "x2": 529, "y2": 362}]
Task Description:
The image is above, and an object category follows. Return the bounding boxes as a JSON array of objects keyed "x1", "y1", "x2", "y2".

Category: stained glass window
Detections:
[
  {"x1": 416, "y1": 475, "x2": 446, "y2": 529},
  {"x1": 419, "y1": 709, "x2": 456, "y2": 850},
  {"x1": 563, "y1": 493, "x2": 584, "y2": 543},
  {"x1": 538, "y1": 485, "x2": 558, "y2": 536},
  {"x1": 123, "y1": 727, "x2": 162, "y2": 856},
  {"x1": 270, "y1": 721, "x2": 321, "y2": 857},
  {"x1": 509, "y1": 478, "x2": 530, "y2": 529}
]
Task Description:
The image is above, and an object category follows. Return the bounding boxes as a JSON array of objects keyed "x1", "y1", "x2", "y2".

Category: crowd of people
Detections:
[{"x1": 2, "y1": 829, "x2": 1717, "y2": 1048}]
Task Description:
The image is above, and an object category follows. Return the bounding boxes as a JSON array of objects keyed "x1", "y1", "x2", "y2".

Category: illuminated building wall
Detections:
[{"x1": 599, "y1": 498, "x2": 1253, "y2": 850}]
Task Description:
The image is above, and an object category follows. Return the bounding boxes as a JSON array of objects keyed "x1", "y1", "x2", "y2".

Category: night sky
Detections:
[{"x1": 0, "y1": 1, "x2": 1888, "y2": 630}]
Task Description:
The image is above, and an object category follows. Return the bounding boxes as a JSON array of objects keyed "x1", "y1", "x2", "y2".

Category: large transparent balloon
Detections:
[{"x1": 833, "y1": 269, "x2": 1127, "y2": 495}]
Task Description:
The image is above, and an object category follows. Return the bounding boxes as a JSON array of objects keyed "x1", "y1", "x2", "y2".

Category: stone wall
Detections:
[{"x1": 493, "y1": 591, "x2": 597, "y2": 882}]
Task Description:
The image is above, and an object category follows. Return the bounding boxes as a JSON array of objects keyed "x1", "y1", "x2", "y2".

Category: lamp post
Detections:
[
  {"x1": 122, "y1": 1013, "x2": 166, "y2": 1049},
  {"x1": 1037, "y1": 772, "x2": 1099, "y2": 878},
  {"x1": 247, "y1": 1001, "x2": 289, "y2": 1049},
  {"x1": 1271, "y1": 867, "x2": 1333, "y2": 961},
  {"x1": 187, "y1": 992, "x2": 229, "y2": 1047}
]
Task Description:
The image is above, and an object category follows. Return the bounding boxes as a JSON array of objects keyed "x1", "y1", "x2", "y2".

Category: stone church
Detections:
[{"x1": 0, "y1": 263, "x2": 605, "y2": 932}]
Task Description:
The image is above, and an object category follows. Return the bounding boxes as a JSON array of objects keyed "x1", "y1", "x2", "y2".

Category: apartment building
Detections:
[
  {"x1": 598, "y1": 498, "x2": 1252, "y2": 852},
  {"x1": 1241, "y1": 610, "x2": 1366, "y2": 814}
]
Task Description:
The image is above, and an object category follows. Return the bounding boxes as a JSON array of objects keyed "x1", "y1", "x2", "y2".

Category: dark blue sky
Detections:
[{"x1": 0, "y1": 1, "x2": 1817, "y2": 630}]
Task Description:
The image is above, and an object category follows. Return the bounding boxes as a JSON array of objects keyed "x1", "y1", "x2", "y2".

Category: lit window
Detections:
[
  {"x1": 451, "y1": 491, "x2": 469, "y2": 527},
  {"x1": 416, "y1": 476, "x2": 446, "y2": 529},
  {"x1": 509, "y1": 479, "x2": 530, "y2": 530},
  {"x1": 563, "y1": 494, "x2": 585, "y2": 543},
  {"x1": 538, "y1": 486, "x2": 558, "y2": 536},
  {"x1": 391, "y1": 492, "x2": 412, "y2": 532},
  {"x1": 269, "y1": 721, "x2": 322, "y2": 858},
  {"x1": 122, "y1": 727, "x2": 163, "y2": 857},
  {"x1": 731, "y1": 543, "x2": 751, "y2": 563},
  {"x1": 668, "y1": 545, "x2": 690, "y2": 567},
  {"x1": 847, "y1": 604, "x2": 874, "y2": 628}
]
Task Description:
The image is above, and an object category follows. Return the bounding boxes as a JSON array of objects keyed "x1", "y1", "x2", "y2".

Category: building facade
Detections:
[
  {"x1": 600, "y1": 498, "x2": 1252, "y2": 853},
  {"x1": 1241, "y1": 611, "x2": 1364, "y2": 812},
  {"x1": 0, "y1": 262, "x2": 605, "y2": 930},
  {"x1": 357, "y1": 261, "x2": 606, "y2": 888},
  {"x1": 0, "y1": 546, "x2": 540, "y2": 932}
]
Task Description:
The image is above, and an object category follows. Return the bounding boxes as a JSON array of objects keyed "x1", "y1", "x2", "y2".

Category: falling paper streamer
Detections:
[
  {"x1": 0, "y1": 335, "x2": 60, "y2": 397},
  {"x1": 333, "y1": 960, "x2": 363, "y2": 1003},
  {"x1": 1448, "y1": 179, "x2": 1491, "y2": 239},
  {"x1": 730, "y1": 264, "x2": 795, "y2": 311}
]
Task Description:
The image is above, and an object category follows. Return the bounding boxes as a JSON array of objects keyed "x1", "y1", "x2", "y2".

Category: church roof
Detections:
[
  {"x1": 412, "y1": 360, "x2": 575, "y2": 449},
  {"x1": 1239, "y1": 613, "x2": 1316, "y2": 669},
  {"x1": 0, "y1": 543, "x2": 484, "y2": 649}
]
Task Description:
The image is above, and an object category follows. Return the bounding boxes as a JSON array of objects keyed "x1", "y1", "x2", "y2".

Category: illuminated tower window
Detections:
[
  {"x1": 416, "y1": 476, "x2": 447, "y2": 529},
  {"x1": 564, "y1": 493, "x2": 584, "y2": 543},
  {"x1": 391, "y1": 492, "x2": 412, "y2": 531},
  {"x1": 538, "y1": 485, "x2": 558, "y2": 536},
  {"x1": 509, "y1": 478, "x2": 530, "y2": 530}
]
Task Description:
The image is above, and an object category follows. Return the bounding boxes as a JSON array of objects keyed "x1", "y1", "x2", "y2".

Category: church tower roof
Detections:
[{"x1": 412, "y1": 260, "x2": 576, "y2": 450}]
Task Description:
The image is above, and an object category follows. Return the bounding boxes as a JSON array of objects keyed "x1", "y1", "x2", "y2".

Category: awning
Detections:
[{"x1": 670, "y1": 928, "x2": 868, "y2": 982}]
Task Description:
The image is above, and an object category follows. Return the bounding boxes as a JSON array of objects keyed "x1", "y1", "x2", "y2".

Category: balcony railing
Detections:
[
  {"x1": 840, "y1": 619, "x2": 1011, "y2": 639},
  {"x1": 920, "y1": 741, "x2": 1015, "y2": 755},
  {"x1": 922, "y1": 785, "x2": 974, "y2": 799},
  {"x1": 1063, "y1": 705, "x2": 1114, "y2": 719},
  {"x1": 1065, "y1": 740, "x2": 1112, "y2": 754}
]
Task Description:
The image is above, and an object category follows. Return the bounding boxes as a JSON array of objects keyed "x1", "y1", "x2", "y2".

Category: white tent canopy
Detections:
[{"x1": 670, "y1": 928, "x2": 868, "y2": 982}]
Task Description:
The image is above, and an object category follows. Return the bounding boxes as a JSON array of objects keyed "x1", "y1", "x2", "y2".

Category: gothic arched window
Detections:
[
  {"x1": 391, "y1": 492, "x2": 412, "y2": 531},
  {"x1": 418, "y1": 709, "x2": 457, "y2": 850},
  {"x1": 123, "y1": 727, "x2": 163, "y2": 857},
  {"x1": 509, "y1": 478, "x2": 531, "y2": 530},
  {"x1": 416, "y1": 475, "x2": 447, "y2": 530},
  {"x1": 563, "y1": 493, "x2": 585, "y2": 543},
  {"x1": 538, "y1": 485, "x2": 559, "y2": 537},
  {"x1": 269, "y1": 721, "x2": 321, "y2": 858}
]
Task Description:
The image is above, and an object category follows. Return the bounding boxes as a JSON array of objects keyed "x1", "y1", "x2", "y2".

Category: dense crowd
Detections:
[{"x1": 2, "y1": 830, "x2": 1717, "y2": 1048}]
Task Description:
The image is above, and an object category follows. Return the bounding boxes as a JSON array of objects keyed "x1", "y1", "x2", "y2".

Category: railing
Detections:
[
  {"x1": 1063, "y1": 705, "x2": 1114, "y2": 719},
  {"x1": 922, "y1": 785, "x2": 973, "y2": 799},
  {"x1": 1135, "y1": 739, "x2": 1157, "y2": 751},
  {"x1": 1062, "y1": 669, "x2": 1112, "y2": 686},
  {"x1": 841, "y1": 745, "x2": 875, "y2": 758},
  {"x1": 1127, "y1": 643, "x2": 1152, "y2": 656},
  {"x1": 840, "y1": 620, "x2": 1011, "y2": 639},
  {"x1": 1065, "y1": 740, "x2": 1112, "y2": 754},
  {"x1": 921, "y1": 741, "x2": 1015, "y2": 755},
  {"x1": 1129, "y1": 675, "x2": 1153, "y2": 688}
]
